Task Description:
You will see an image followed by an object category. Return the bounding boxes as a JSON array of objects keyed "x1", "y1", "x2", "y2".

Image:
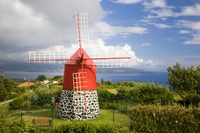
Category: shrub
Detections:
[
  {"x1": 129, "y1": 105, "x2": 200, "y2": 133},
  {"x1": 0, "y1": 105, "x2": 10, "y2": 133},
  {"x1": 54, "y1": 123, "x2": 116, "y2": 133},
  {"x1": 115, "y1": 82, "x2": 174, "y2": 106},
  {"x1": 9, "y1": 93, "x2": 30, "y2": 110}
]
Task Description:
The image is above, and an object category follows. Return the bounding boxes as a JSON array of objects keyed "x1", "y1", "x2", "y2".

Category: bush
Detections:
[
  {"x1": 9, "y1": 93, "x2": 30, "y2": 110},
  {"x1": 9, "y1": 122, "x2": 25, "y2": 133},
  {"x1": 0, "y1": 105, "x2": 10, "y2": 133},
  {"x1": 130, "y1": 83, "x2": 175, "y2": 105},
  {"x1": 54, "y1": 123, "x2": 116, "y2": 133},
  {"x1": 129, "y1": 105, "x2": 200, "y2": 133},
  {"x1": 97, "y1": 89, "x2": 116, "y2": 108},
  {"x1": 115, "y1": 82, "x2": 174, "y2": 106},
  {"x1": 30, "y1": 90, "x2": 53, "y2": 107}
]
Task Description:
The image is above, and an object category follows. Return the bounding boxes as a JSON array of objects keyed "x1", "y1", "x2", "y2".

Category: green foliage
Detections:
[
  {"x1": 98, "y1": 81, "x2": 174, "y2": 108},
  {"x1": 9, "y1": 123, "x2": 52, "y2": 133},
  {"x1": 30, "y1": 91, "x2": 53, "y2": 108},
  {"x1": 9, "y1": 122, "x2": 25, "y2": 133},
  {"x1": 0, "y1": 81, "x2": 8, "y2": 101},
  {"x1": 0, "y1": 105, "x2": 10, "y2": 133},
  {"x1": 129, "y1": 83, "x2": 174, "y2": 105},
  {"x1": 36, "y1": 75, "x2": 47, "y2": 82},
  {"x1": 97, "y1": 89, "x2": 116, "y2": 108},
  {"x1": 129, "y1": 105, "x2": 200, "y2": 133},
  {"x1": 24, "y1": 126, "x2": 52, "y2": 133},
  {"x1": 0, "y1": 75, "x2": 18, "y2": 101},
  {"x1": 30, "y1": 85, "x2": 61, "y2": 108},
  {"x1": 167, "y1": 63, "x2": 200, "y2": 106},
  {"x1": 54, "y1": 123, "x2": 116, "y2": 133},
  {"x1": 52, "y1": 75, "x2": 63, "y2": 83},
  {"x1": 9, "y1": 93, "x2": 30, "y2": 110}
]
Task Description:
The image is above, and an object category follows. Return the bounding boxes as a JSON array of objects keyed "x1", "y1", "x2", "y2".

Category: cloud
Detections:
[
  {"x1": 112, "y1": 0, "x2": 143, "y2": 4},
  {"x1": 151, "y1": 23, "x2": 172, "y2": 29},
  {"x1": 146, "y1": 8, "x2": 174, "y2": 19},
  {"x1": 145, "y1": 60, "x2": 154, "y2": 67},
  {"x1": 142, "y1": 0, "x2": 175, "y2": 19},
  {"x1": 175, "y1": 4, "x2": 200, "y2": 17},
  {"x1": 143, "y1": 0, "x2": 173, "y2": 10},
  {"x1": 141, "y1": 19, "x2": 172, "y2": 29},
  {"x1": 179, "y1": 30, "x2": 192, "y2": 34},
  {"x1": 144, "y1": 3, "x2": 200, "y2": 19},
  {"x1": 92, "y1": 21, "x2": 148, "y2": 38},
  {"x1": 20, "y1": 0, "x2": 105, "y2": 24},
  {"x1": 0, "y1": 0, "x2": 54, "y2": 52},
  {"x1": 141, "y1": 42, "x2": 151, "y2": 47},
  {"x1": 177, "y1": 20, "x2": 200, "y2": 31},
  {"x1": 0, "y1": 0, "x2": 105, "y2": 52},
  {"x1": 183, "y1": 34, "x2": 200, "y2": 45},
  {"x1": 176, "y1": 20, "x2": 200, "y2": 45}
]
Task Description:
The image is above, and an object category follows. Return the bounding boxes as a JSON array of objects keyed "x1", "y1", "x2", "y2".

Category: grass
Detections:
[{"x1": 10, "y1": 108, "x2": 130, "y2": 128}]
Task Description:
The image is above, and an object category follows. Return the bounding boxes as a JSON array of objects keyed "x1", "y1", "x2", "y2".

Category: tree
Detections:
[
  {"x1": 167, "y1": 63, "x2": 200, "y2": 106},
  {"x1": 0, "y1": 79, "x2": 8, "y2": 101},
  {"x1": 101, "y1": 78, "x2": 104, "y2": 84},
  {"x1": 36, "y1": 75, "x2": 47, "y2": 82},
  {"x1": 0, "y1": 75, "x2": 18, "y2": 101}
]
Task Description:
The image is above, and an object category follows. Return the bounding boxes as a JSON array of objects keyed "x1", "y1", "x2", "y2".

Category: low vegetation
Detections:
[{"x1": 129, "y1": 105, "x2": 200, "y2": 133}]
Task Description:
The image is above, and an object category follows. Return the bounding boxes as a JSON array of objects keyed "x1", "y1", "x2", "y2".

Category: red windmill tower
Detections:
[{"x1": 29, "y1": 12, "x2": 131, "y2": 120}]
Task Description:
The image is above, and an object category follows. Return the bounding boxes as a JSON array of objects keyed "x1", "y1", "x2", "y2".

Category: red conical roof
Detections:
[{"x1": 67, "y1": 48, "x2": 94, "y2": 65}]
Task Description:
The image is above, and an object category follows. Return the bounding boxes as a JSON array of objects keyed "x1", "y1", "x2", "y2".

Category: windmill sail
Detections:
[
  {"x1": 94, "y1": 58, "x2": 130, "y2": 68},
  {"x1": 28, "y1": 51, "x2": 70, "y2": 63},
  {"x1": 76, "y1": 12, "x2": 89, "y2": 48}
]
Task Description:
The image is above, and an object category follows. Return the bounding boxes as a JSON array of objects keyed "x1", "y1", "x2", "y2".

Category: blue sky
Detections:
[
  {"x1": 0, "y1": 0, "x2": 200, "y2": 71},
  {"x1": 99, "y1": 0, "x2": 200, "y2": 69}
]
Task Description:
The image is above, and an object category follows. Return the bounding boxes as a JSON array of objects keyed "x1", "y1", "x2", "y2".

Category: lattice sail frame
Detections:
[
  {"x1": 29, "y1": 51, "x2": 70, "y2": 63},
  {"x1": 77, "y1": 13, "x2": 89, "y2": 47},
  {"x1": 94, "y1": 59, "x2": 130, "y2": 68}
]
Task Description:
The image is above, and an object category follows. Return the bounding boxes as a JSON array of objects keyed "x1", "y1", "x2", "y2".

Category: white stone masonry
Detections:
[{"x1": 57, "y1": 90, "x2": 100, "y2": 120}]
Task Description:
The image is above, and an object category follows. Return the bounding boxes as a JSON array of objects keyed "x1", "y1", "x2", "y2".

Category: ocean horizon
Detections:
[{"x1": 0, "y1": 71, "x2": 168, "y2": 86}]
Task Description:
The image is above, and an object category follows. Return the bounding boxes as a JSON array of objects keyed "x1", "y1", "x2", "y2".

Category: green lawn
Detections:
[{"x1": 11, "y1": 108, "x2": 130, "y2": 128}]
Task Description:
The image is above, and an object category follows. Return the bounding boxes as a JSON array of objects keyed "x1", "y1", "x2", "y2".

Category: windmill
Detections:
[{"x1": 29, "y1": 12, "x2": 131, "y2": 120}]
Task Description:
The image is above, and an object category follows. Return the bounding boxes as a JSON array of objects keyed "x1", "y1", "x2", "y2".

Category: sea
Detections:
[{"x1": 0, "y1": 71, "x2": 168, "y2": 86}]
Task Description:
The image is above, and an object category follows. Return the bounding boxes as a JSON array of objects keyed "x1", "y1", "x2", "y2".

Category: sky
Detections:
[{"x1": 0, "y1": 0, "x2": 200, "y2": 71}]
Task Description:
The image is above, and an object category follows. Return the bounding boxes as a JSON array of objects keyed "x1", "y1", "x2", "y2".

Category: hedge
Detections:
[
  {"x1": 8, "y1": 123, "x2": 128, "y2": 133},
  {"x1": 54, "y1": 123, "x2": 116, "y2": 133},
  {"x1": 129, "y1": 105, "x2": 200, "y2": 133}
]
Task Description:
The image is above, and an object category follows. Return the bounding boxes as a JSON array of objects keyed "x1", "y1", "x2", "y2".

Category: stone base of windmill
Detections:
[{"x1": 57, "y1": 90, "x2": 100, "y2": 120}]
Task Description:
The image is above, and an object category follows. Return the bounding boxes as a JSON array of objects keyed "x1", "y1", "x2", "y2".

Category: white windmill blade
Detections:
[
  {"x1": 76, "y1": 12, "x2": 89, "y2": 47},
  {"x1": 93, "y1": 58, "x2": 131, "y2": 68},
  {"x1": 28, "y1": 51, "x2": 71, "y2": 63}
]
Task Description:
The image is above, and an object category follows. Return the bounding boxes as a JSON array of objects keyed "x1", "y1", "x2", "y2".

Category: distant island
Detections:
[{"x1": 0, "y1": 60, "x2": 155, "y2": 74}]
